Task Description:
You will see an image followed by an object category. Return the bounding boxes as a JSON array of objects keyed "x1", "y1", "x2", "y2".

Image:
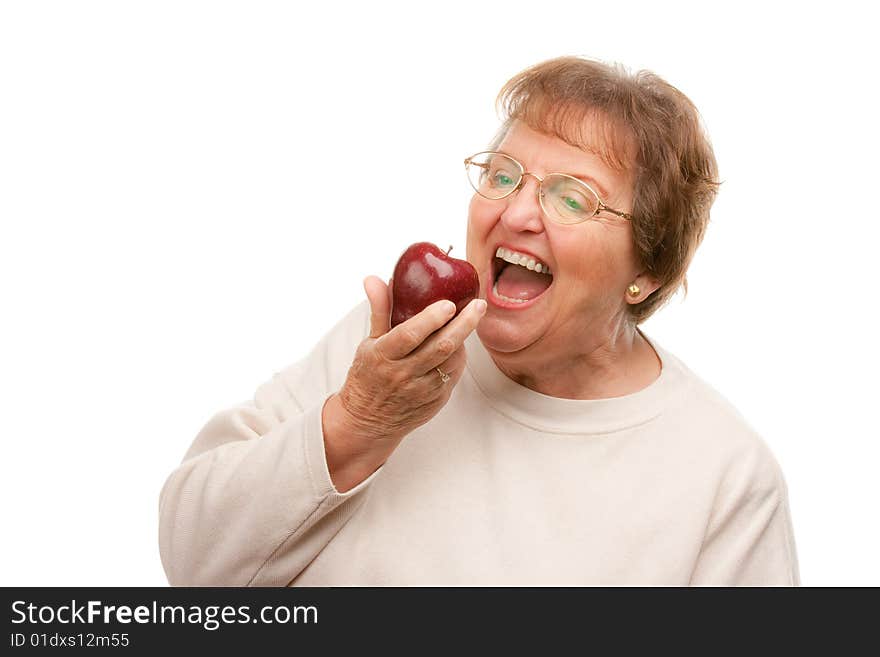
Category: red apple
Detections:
[{"x1": 390, "y1": 242, "x2": 480, "y2": 328}]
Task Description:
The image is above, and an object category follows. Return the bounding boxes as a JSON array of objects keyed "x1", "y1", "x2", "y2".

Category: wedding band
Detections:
[{"x1": 436, "y1": 367, "x2": 450, "y2": 384}]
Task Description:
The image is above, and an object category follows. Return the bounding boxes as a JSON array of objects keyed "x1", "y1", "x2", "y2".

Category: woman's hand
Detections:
[
  {"x1": 342, "y1": 274, "x2": 486, "y2": 441},
  {"x1": 322, "y1": 275, "x2": 486, "y2": 491}
]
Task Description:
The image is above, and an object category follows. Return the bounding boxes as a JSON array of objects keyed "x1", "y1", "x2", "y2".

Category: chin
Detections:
[{"x1": 476, "y1": 317, "x2": 537, "y2": 355}]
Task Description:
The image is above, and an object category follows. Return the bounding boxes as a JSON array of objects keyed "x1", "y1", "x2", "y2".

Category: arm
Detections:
[
  {"x1": 689, "y1": 441, "x2": 800, "y2": 586},
  {"x1": 158, "y1": 301, "x2": 376, "y2": 587},
  {"x1": 159, "y1": 276, "x2": 486, "y2": 586}
]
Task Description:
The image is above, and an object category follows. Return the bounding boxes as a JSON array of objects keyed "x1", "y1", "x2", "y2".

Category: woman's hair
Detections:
[{"x1": 491, "y1": 56, "x2": 720, "y2": 325}]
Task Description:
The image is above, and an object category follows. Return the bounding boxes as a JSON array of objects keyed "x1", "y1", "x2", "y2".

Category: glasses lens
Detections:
[
  {"x1": 465, "y1": 152, "x2": 522, "y2": 199},
  {"x1": 541, "y1": 174, "x2": 600, "y2": 224}
]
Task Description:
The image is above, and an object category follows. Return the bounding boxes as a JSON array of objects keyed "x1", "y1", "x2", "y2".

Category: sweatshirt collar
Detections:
[{"x1": 464, "y1": 329, "x2": 690, "y2": 434}]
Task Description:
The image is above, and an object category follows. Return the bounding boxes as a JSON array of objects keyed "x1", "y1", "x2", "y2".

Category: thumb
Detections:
[{"x1": 363, "y1": 275, "x2": 391, "y2": 338}]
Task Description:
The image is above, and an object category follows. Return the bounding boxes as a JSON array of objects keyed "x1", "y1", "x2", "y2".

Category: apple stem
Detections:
[{"x1": 446, "y1": 245, "x2": 453, "y2": 256}]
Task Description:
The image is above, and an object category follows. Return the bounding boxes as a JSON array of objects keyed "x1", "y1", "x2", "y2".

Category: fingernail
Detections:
[
  {"x1": 475, "y1": 299, "x2": 487, "y2": 314},
  {"x1": 444, "y1": 300, "x2": 457, "y2": 314}
]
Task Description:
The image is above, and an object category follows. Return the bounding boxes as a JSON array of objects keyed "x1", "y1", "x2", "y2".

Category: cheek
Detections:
[
  {"x1": 556, "y1": 228, "x2": 629, "y2": 287},
  {"x1": 468, "y1": 195, "x2": 499, "y2": 230},
  {"x1": 466, "y1": 196, "x2": 496, "y2": 248}
]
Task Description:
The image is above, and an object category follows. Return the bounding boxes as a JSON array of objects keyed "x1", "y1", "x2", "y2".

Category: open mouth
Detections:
[{"x1": 490, "y1": 247, "x2": 554, "y2": 307}]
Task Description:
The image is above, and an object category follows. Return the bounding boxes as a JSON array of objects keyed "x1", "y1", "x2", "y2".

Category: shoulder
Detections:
[{"x1": 657, "y1": 344, "x2": 786, "y2": 495}]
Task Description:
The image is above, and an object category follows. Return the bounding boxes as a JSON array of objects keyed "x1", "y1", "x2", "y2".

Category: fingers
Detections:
[
  {"x1": 364, "y1": 276, "x2": 391, "y2": 338},
  {"x1": 341, "y1": 296, "x2": 479, "y2": 446},
  {"x1": 375, "y1": 299, "x2": 457, "y2": 361},
  {"x1": 432, "y1": 345, "x2": 467, "y2": 383},
  {"x1": 387, "y1": 277, "x2": 394, "y2": 316},
  {"x1": 413, "y1": 298, "x2": 486, "y2": 374}
]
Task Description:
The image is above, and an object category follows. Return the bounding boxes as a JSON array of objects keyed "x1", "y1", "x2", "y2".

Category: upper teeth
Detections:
[{"x1": 496, "y1": 247, "x2": 552, "y2": 275}]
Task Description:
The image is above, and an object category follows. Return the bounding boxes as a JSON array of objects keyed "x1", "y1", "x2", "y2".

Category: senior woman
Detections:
[{"x1": 159, "y1": 56, "x2": 799, "y2": 586}]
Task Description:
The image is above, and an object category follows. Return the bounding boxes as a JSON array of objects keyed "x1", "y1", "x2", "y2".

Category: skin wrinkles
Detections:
[{"x1": 465, "y1": 120, "x2": 662, "y2": 400}]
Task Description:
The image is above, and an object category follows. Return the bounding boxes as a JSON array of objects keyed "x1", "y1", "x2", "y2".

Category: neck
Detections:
[{"x1": 487, "y1": 319, "x2": 661, "y2": 400}]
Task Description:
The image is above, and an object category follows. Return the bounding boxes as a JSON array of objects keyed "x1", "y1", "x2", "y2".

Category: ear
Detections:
[{"x1": 625, "y1": 273, "x2": 661, "y2": 305}]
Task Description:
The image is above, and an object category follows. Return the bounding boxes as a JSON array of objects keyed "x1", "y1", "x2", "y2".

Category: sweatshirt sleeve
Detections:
[
  {"x1": 689, "y1": 439, "x2": 801, "y2": 586},
  {"x1": 158, "y1": 300, "x2": 374, "y2": 587}
]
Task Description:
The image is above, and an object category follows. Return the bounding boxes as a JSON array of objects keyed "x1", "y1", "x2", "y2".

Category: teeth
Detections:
[
  {"x1": 492, "y1": 280, "x2": 527, "y2": 303},
  {"x1": 495, "y1": 247, "x2": 552, "y2": 276}
]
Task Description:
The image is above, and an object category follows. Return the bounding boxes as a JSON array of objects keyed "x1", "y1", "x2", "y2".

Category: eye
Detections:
[
  {"x1": 563, "y1": 196, "x2": 583, "y2": 211},
  {"x1": 494, "y1": 173, "x2": 515, "y2": 187},
  {"x1": 489, "y1": 168, "x2": 517, "y2": 188}
]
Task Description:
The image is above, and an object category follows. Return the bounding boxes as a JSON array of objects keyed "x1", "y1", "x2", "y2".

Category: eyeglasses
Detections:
[{"x1": 464, "y1": 151, "x2": 633, "y2": 225}]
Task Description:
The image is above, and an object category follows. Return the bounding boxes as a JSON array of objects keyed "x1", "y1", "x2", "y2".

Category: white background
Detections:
[{"x1": 1, "y1": 0, "x2": 877, "y2": 586}]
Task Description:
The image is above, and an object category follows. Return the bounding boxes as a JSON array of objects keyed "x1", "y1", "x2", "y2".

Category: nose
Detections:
[{"x1": 499, "y1": 173, "x2": 545, "y2": 234}]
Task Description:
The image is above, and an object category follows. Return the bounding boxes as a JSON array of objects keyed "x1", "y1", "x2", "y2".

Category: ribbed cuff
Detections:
[{"x1": 303, "y1": 392, "x2": 384, "y2": 500}]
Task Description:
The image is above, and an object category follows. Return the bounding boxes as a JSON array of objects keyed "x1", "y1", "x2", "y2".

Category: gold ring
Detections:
[{"x1": 436, "y1": 367, "x2": 450, "y2": 383}]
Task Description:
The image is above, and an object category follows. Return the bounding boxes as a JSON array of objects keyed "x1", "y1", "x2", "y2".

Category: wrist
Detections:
[{"x1": 321, "y1": 393, "x2": 392, "y2": 493}]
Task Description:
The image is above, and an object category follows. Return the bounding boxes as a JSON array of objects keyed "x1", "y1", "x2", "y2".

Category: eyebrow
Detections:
[{"x1": 568, "y1": 173, "x2": 611, "y2": 200}]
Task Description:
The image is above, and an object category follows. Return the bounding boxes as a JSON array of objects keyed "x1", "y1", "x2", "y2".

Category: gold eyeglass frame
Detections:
[{"x1": 464, "y1": 151, "x2": 633, "y2": 224}]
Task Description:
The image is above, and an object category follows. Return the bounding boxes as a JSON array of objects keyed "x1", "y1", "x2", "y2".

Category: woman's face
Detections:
[{"x1": 466, "y1": 119, "x2": 647, "y2": 360}]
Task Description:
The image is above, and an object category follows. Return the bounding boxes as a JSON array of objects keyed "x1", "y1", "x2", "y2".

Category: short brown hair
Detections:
[{"x1": 490, "y1": 56, "x2": 720, "y2": 324}]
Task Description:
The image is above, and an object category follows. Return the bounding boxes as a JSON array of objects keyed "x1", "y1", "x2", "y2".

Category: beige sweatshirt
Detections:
[{"x1": 158, "y1": 300, "x2": 800, "y2": 586}]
